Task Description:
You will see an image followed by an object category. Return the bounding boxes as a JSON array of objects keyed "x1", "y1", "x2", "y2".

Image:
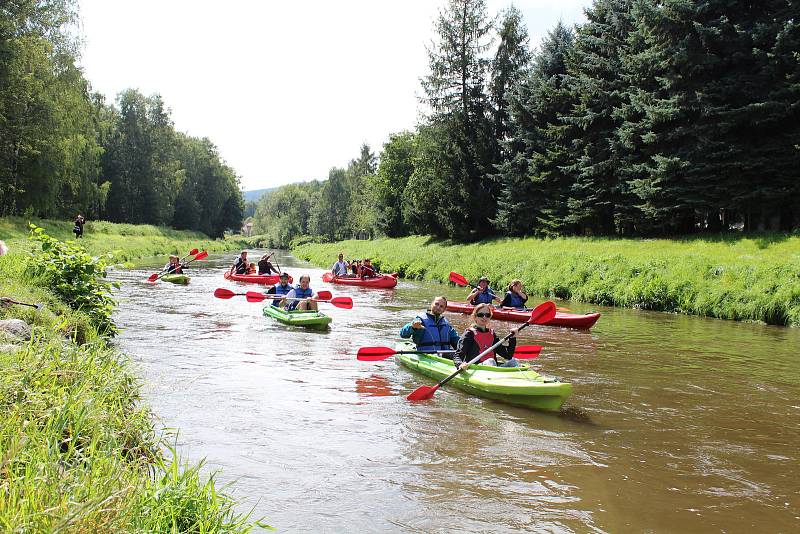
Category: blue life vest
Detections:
[
  {"x1": 271, "y1": 283, "x2": 293, "y2": 306},
  {"x1": 472, "y1": 288, "x2": 496, "y2": 305},
  {"x1": 415, "y1": 313, "x2": 455, "y2": 352},
  {"x1": 505, "y1": 291, "x2": 526, "y2": 309},
  {"x1": 287, "y1": 284, "x2": 313, "y2": 311}
]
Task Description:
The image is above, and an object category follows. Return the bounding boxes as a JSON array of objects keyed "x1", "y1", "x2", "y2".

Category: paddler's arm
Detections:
[{"x1": 453, "y1": 329, "x2": 476, "y2": 370}]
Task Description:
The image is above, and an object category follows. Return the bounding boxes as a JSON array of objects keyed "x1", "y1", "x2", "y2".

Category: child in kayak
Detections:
[
  {"x1": 399, "y1": 296, "x2": 460, "y2": 353},
  {"x1": 453, "y1": 303, "x2": 519, "y2": 370},
  {"x1": 499, "y1": 279, "x2": 529, "y2": 310},
  {"x1": 467, "y1": 276, "x2": 500, "y2": 305}
]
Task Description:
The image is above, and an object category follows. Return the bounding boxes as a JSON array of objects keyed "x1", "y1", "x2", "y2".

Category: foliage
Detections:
[{"x1": 27, "y1": 224, "x2": 118, "y2": 335}]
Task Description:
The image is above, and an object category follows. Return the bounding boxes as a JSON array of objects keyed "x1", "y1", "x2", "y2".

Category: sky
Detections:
[{"x1": 78, "y1": 0, "x2": 589, "y2": 191}]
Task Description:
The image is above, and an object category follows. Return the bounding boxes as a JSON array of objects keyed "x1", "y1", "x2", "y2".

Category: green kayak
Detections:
[
  {"x1": 161, "y1": 274, "x2": 189, "y2": 285},
  {"x1": 395, "y1": 342, "x2": 571, "y2": 411},
  {"x1": 262, "y1": 305, "x2": 332, "y2": 329}
]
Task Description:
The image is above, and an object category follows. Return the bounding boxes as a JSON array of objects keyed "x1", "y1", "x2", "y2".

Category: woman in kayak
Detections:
[
  {"x1": 499, "y1": 279, "x2": 529, "y2": 310},
  {"x1": 467, "y1": 276, "x2": 501, "y2": 305},
  {"x1": 453, "y1": 303, "x2": 519, "y2": 370},
  {"x1": 258, "y1": 253, "x2": 278, "y2": 275},
  {"x1": 281, "y1": 274, "x2": 320, "y2": 311},
  {"x1": 163, "y1": 255, "x2": 184, "y2": 274},
  {"x1": 399, "y1": 296, "x2": 460, "y2": 353}
]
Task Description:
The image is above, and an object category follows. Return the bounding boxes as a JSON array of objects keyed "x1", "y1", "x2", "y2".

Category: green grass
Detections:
[
  {"x1": 293, "y1": 233, "x2": 800, "y2": 326},
  {"x1": 0, "y1": 224, "x2": 268, "y2": 531}
]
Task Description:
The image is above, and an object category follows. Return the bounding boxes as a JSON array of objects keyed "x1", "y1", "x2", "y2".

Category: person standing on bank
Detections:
[
  {"x1": 467, "y1": 276, "x2": 500, "y2": 305},
  {"x1": 399, "y1": 296, "x2": 460, "y2": 353},
  {"x1": 73, "y1": 214, "x2": 85, "y2": 238},
  {"x1": 453, "y1": 304, "x2": 519, "y2": 369}
]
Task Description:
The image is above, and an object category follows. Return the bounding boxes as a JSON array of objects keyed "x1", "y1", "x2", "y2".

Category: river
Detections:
[{"x1": 112, "y1": 251, "x2": 800, "y2": 533}]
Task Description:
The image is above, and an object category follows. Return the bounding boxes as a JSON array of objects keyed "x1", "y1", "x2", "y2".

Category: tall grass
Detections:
[{"x1": 293, "y1": 234, "x2": 800, "y2": 326}]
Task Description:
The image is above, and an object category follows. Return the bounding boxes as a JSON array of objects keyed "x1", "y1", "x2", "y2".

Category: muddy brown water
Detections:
[{"x1": 112, "y1": 251, "x2": 800, "y2": 532}]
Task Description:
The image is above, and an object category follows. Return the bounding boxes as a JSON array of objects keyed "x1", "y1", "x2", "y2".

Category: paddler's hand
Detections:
[
  {"x1": 459, "y1": 362, "x2": 470, "y2": 371},
  {"x1": 508, "y1": 327, "x2": 520, "y2": 338},
  {"x1": 411, "y1": 318, "x2": 423, "y2": 329}
]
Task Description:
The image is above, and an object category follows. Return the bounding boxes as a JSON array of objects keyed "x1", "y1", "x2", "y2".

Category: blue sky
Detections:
[{"x1": 78, "y1": 0, "x2": 589, "y2": 190}]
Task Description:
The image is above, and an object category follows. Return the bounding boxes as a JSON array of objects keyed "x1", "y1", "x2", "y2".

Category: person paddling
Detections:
[
  {"x1": 163, "y1": 255, "x2": 184, "y2": 274},
  {"x1": 281, "y1": 274, "x2": 320, "y2": 311},
  {"x1": 399, "y1": 296, "x2": 460, "y2": 353},
  {"x1": 453, "y1": 304, "x2": 519, "y2": 370},
  {"x1": 230, "y1": 250, "x2": 249, "y2": 275},
  {"x1": 258, "y1": 253, "x2": 278, "y2": 275},
  {"x1": 331, "y1": 253, "x2": 348, "y2": 277},
  {"x1": 360, "y1": 258, "x2": 376, "y2": 279},
  {"x1": 499, "y1": 279, "x2": 528, "y2": 310},
  {"x1": 467, "y1": 276, "x2": 500, "y2": 305},
  {"x1": 266, "y1": 272, "x2": 294, "y2": 306}
]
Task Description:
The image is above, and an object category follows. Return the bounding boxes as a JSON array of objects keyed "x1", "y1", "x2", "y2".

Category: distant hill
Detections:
[{"x1": 242, "y1": 188, "x2": 275, "y2": 203}]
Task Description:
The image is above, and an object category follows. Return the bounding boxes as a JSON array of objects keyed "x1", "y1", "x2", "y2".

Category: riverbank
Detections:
[
  {"x1": 293, "y1": 234, "x2": 800, "y2": 326},
  {"x1": 0, "y1": 225, "x2": 264, "y2": 530}
]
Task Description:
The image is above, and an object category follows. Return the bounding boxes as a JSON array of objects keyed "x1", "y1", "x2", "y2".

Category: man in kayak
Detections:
[
  {"x1": 499, "y1": 279, "x2": 529, "y2": 310},
  {"x1": 360, "y1": 258, "x2": 376, "y2": 279},
  {"x1": 229, "y1": 250, "x2": 249, "y2": 275},
  {"x1": 266, "y1": 272, "x2": 294, "y2": 306},
  {"x1": 281, "y1": 274, "x2": 319, "y2": 311},
  {"x1": 399, "y1": 296, "x2": 460, "y2": 353},
  {"x1": 467, "y1": 276, "x2": 501, "y2": 305},
  {"x1": 331, "y1": 253, "x2": 348, "y2": 277},
  {"x1": 258, "y1": 253, "x2": 278, "y2": 275},
  {"x1": 453, "y1": 304, "x2": 519, "y2": 370}
]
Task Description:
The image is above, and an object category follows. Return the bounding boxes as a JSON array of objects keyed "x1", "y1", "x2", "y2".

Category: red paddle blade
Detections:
[
  {"x1": 514, "y1": 345, "x2": 542, "y2": 359},
  {"x1": 329, "y1": 297, "x2": 353, "y2": 309},
  {"x1": 194, "y1": 250, "x2": 209, "y2": 261},
  {"x1": 188, "y1": 248, "x2": 199, "y2": 256},
  {"x1": 528, "y1": 301, "x2": 556, "y2": 324},
  {"x1": 449, "y1": 271, "x2": 469, "y2": 287},
  {"x1": 317, "y1": 290, "x2": 332, "y2": 300},
  {"x1": 213, "y1": 288, "x2": 238, "y2": 299},
  {"x1": 356, "y1": 347, "x2": 396, "y2": 361},
  {"x1": 245, "y1": 291, "x2": 268, "y2": 302},
  {"x1": 407, "y1": 384, "x2": 439, "y2": 401},
  {"x1": 147, "y1": 273, "x2": 159, "y2": 282}
]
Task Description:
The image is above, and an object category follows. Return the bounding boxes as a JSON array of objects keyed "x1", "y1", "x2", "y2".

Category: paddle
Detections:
[
  {"x1": 448, "y1": 271, "x2": 570, "y2": 312},
  {"x1": 356, "y1": 344, "x2": 542, "y2": 362},
  {"x1": 0, "y1": 297, "x2": 44, "y2": 310},
  {"x1": 406, "y1": 301, "x2": 556, "y2": 401},
  {"x1": 147, "y1": 248, "x2": 200, "y2": 282},
  {"x1": 212, "y1": 288, "x2": 353, "y2": 309}
]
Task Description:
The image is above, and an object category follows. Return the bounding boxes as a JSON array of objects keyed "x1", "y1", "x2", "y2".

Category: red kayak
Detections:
[
  {"x1": 321, "y1": 272, "x2": 398, "y2": 288},
  {"x1": 446, "y1": 301, "x2": 600, "y2": 329},
  {"x1": 224, "y1": 272, "x2": 293, "y2": 285}
]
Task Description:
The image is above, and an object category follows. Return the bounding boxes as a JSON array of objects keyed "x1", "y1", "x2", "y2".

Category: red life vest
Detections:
[{"x1": 469, "y1": 326, "x2": 496, "y2": 362}]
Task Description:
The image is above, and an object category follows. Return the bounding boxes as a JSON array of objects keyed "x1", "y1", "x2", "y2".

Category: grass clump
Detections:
[{"x1": 293, "y1": 233, "x2": 800, "y2": 326}]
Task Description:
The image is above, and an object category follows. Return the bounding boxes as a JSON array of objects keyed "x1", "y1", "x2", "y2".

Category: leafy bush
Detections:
[{"x1": 28, "y1": 224, "x2": 118, "y2": 335}]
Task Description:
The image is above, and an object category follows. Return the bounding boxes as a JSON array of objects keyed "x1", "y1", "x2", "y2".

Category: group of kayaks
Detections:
[{"x1": 219, "y1": 265, "x2": 599, "y2": 412}]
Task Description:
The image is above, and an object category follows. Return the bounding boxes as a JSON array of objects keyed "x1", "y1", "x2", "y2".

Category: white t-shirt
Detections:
[{"x1": 332, "y1": 260, "x2": 348, "y2": 276}]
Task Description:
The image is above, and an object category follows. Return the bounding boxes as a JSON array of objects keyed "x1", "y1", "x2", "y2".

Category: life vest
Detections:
[
  {"x1": 505, "y1": 291, "x2": 525, "y2": 309},
  {"x1": 361, "y1": 265, "x2": 376, "y2": 278},
  {"x1": 287, "y1": 285, "x2": 313, "y2": 310},
  {"x1": 271, "y1": 283, "x2": 293, "y2": 306},
  {"x1": 468, "y1": 326, "x2": 496, "y2": 362},
  {"x1": 472, "y1": 288, "x2": 495, "y2": 305},
  {"x1": 234, "y1": 257, "x2": 248, "y2": 274},
  {"x1": 415, "y1": 313, "x2": 454, "y2": 352}
]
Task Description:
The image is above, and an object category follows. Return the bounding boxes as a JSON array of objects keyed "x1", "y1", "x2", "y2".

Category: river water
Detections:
[{"x1": 112, "y1": 251, "x2": 799, "y2": 533}]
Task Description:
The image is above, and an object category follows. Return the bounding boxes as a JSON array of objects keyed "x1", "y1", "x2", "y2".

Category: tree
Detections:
[{"x1": 374, "y1": 131, "x2": 416, "y2": 237}]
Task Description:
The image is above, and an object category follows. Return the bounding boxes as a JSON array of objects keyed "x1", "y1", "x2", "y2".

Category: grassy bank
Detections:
[
  {"x1": 0, "y1": 216, "x2": 255, "y2": 262},
  {"x1": 0, "y1": 226, "x2": 265, "y2": 530},
  {"x1": 293, "y1": 234, "x2": 800, "y2": 326}
]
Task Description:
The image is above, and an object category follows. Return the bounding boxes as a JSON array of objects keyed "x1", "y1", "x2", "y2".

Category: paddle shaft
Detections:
[
  {"x1": 0, "y1": 298, "x2": 39, "y2": 309},
  {"x1": 432, "y1": 321, "x2": 532, "y2": 391}
]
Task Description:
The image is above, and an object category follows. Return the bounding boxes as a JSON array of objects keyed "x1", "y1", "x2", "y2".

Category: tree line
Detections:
[
  {"x1": 255, "y1": 0, "x2": 799, "y2": 245},
  {"x1": 0, "y1": 1, "x2": 242, "y2": 237}
]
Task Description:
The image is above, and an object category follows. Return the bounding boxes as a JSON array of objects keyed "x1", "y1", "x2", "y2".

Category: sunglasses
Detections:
[{"x1": 475, "y1": 312, "x2": 491, "y2": 318}]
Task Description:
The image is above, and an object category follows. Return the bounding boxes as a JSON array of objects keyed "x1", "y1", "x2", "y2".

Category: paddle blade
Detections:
[
  {"x1": 317, "y1": 290, "x2": 332, "y2": 300},
  {"x1": 34, "y1": 303, "x2": 44, "y2": 311},
  {"x1": 213, "y1": 288, "x2": 238, "y2": 299},
  {"x1": 407, "y1": 385, "x2": 439, "y2": 401},
  {"x1": 188, "y1": 248, "x2": 199, "y2": 256},
  {"x1": 513, "y1": 345, "x2": 542, "y2": 359},
  {"x1": 449, "y1": 271, "x2": 469, "y2": 287},
  {"x1": 147, "y1": 273, "x2": 159, "y2": 282},
  {"x1": 329, "y1": 296, "x2": 353, "y2": 309},
  {"x1": 245, "y1": 291, "x2": 268, "y2": 303},
  {"x1": 528, "y1": 301, "x2": 557, "y2": 324},
  {"x1": 356, "y1": 346, "x2": 396, "y2": 361},
  {"x1": 194, "y1": 250, "x2": 209, "y2": 261}
]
